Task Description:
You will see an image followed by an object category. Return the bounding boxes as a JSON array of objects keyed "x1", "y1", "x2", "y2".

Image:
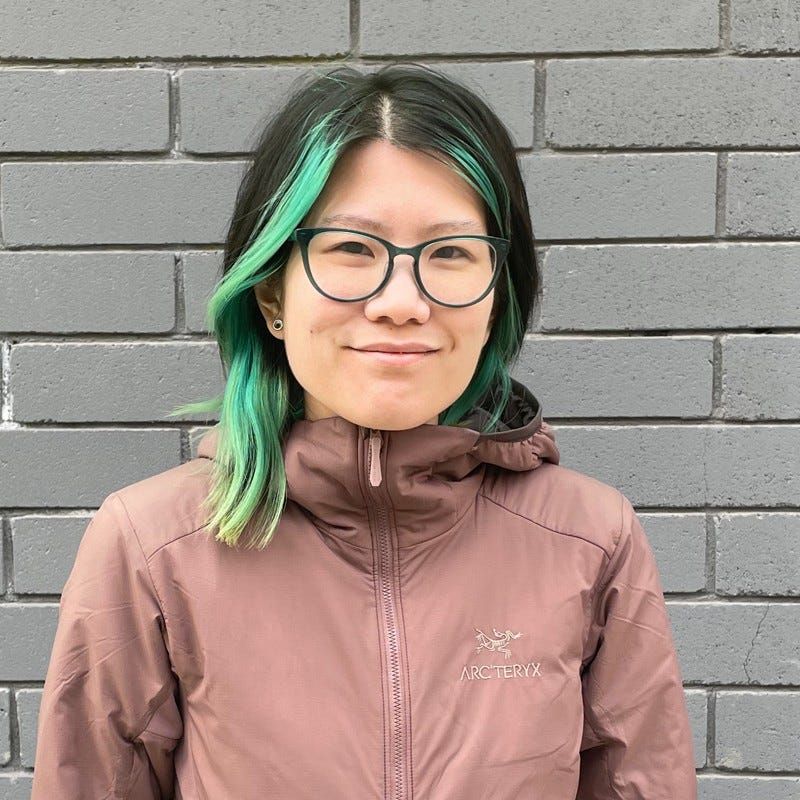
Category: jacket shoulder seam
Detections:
[
  {"x1": 110, "y1": 491, "x2": 169, "y2": 614},
  {"x1": 583, "y1": 492, "x2": 627, "y2": 607},
  {"x1": 146, "y1": 522, "x2": 212, "y2": 561},
  {"x1": 108, "y1": 491, "x2": 177, "y2": 747},
  {"x1": 479, "y1": 491, "x2": 614, "y2": 672},
  {"x1": 592, "y1": 492, "x2": 627, "y2": 597},
  {"x1": 478, "y1": 492, "x2": 614, "y2": 560}
]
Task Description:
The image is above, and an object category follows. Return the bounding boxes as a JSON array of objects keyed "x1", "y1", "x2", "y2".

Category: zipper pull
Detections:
[{"x1": 368, "y1": 429, "x2": 383, "y2": 487}]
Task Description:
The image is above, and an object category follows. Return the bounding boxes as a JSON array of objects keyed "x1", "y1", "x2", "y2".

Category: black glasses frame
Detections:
[{"x1": 289, "y1": 226, "x2": 511, "y2": 308}]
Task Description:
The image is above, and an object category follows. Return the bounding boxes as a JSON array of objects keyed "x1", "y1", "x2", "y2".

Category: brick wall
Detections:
[{"x1": 1, "y1": 0, "x2": 798, "y2": 796}]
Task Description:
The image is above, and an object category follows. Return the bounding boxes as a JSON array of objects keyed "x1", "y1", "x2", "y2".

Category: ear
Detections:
[{"x1": 253, "y1": 277, "x2": 284, "y2": 339}]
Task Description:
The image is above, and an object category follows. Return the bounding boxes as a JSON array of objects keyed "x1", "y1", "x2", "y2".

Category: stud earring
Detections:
[{"x1": 272, "y1": 319, "x2": 283, "y2": 330}]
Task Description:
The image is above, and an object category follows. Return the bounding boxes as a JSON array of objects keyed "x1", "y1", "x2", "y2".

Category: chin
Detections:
[{"x1": 361, "y1": 412, "x2": 440, "y2": 431}]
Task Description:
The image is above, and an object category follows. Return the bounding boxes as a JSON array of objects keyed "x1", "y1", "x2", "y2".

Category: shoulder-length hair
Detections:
[{"x1": 169, "y1": 61, "x2": 539, "y2": 551}]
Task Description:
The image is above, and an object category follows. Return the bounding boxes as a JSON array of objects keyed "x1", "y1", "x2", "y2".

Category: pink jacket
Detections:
[{"x1": 31, "y1": 378, "x2": 697, "y2": 799}]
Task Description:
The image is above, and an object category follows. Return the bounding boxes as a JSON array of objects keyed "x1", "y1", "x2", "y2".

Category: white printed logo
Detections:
[
  {"x1": 459, "y1": 626, "x2": 543, "y2": 681},
  {"x1": 474, "y1": 626, "x2": 523, "y2": 660}
]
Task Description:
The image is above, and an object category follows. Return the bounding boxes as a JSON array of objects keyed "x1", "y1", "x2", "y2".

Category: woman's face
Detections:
[{"x1": 254, "y1": 138, "x2": 497, "y2": 430}]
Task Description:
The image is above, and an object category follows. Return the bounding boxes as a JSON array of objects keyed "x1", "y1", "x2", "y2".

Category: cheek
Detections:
[
  {"x1": 282, "y1": 301, "x2": 349, "y2": 363},
  {"x1": 455, "y1": 308, "x2": 494, "y2": 348}
]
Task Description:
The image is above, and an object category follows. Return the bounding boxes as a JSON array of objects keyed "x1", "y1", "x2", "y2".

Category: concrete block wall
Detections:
[{"x1": 0, "y1": 0, "x2": 798, "y2": 796}]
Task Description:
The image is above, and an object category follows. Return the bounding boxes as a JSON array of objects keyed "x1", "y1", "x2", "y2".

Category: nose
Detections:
[{"x1": 364, "y1": 253, "x2": 431, "y2": 321}]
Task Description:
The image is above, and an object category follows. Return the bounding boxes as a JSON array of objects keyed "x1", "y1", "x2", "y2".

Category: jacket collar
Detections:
[{"x1": 196, "y1": 377, "x2": 559, "y2": 552}]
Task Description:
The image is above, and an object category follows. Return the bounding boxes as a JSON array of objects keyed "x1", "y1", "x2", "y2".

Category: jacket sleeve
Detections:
[
  {"x1": 31, "y1": 491, "x2": 183, "y2": 800},
  {"x1": 577, "y1": 493, "x2": 697, "y2": 799}
]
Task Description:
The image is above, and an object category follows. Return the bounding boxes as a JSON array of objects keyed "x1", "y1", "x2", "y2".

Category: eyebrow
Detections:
[{"x1": 317, "y1": 213, "x2": 484, "y2": 236}]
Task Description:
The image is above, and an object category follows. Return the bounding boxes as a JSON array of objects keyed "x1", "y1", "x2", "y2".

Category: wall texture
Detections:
[{"x1": 1, "y1": 0, "x2": 799, "y2": 797}]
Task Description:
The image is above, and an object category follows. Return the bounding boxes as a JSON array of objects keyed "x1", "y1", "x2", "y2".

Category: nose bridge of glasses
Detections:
[{"x1": 392, "y1": 240, "x2": 423, "y2": 257}]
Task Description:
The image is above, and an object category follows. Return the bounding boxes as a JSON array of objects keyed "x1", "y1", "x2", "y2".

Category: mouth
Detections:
[{"x1": 348, "y1": 348, "x2": 437, "y2": 366}]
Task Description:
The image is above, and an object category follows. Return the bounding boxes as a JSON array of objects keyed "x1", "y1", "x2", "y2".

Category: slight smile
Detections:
[{"x1": 347, "y1": 348, "x2": 437, "y2": 366}]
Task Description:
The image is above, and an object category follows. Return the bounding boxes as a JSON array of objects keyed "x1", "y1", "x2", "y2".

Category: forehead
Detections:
[{"x1": 307, "y1": 139, "x2": 488, "y2": 236}]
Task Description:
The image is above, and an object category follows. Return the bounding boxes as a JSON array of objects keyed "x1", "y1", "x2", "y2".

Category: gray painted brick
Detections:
[
  {"x1": 1, "y1": 161, "x2": 247, "y2": 246},
  {"x1": 716, "y1": 513, "x2": 800, "y2": 597},
  {"x1": 669, "y1": 602, "x2": 800, "y2": 685},
  {"x1": 0, "y1": 605, "x2": 58, "y2": 680},
  {"x1": 704, "y1": 426, "x2": 800, "y2": 506},
  {"x1": 180, "y1": 61, "x2": 537, "y2": 153},
  {"x1": 361, "y1": 0, "x2": 718, "y2": 54},
  {"x1": 640, "y1": 513, "x2": 707, "y2": 593},
  {"x1": 551, "y1": 425, "x2": 800, "y2": 506},
  {"x1": 183, "y1": 251, "x2": 223, "y2": 333},
  {"x1": 731, "y1": 0, "x2": 800, "y2": 53},
  {"x1": 0, "y1": 251, "x2": 175, "y2": 334},
  {"x1": 514, "y1": 335, "x2": 713, "y2": 418},
  {"x1": 0, "y1": 536, "x2": 4, "y2": 595},
  {"x1": 552, "y1": 426, "x2": 705, "y2": 506},
  {"x1": 715, "y1": 691, "x2": 800, "y2": 771},
  {"x1": 0, "y1": 689, "x2": 8, "y2": 766},
  {"x1": 727, "y1": 153, "x2": 800, "y2": 236},
  {"x1": 14, "y1": 690, "x2": 39, "y2": 770},
  {"x1": 0, "y1": 68, "x2": 168, "y2": 153},
  {"x1": 540, "y1": 243, "x2": 800, "y2": 331},
  {"x1": 179, "y1": 66, "x2": 315, "y2": 154},
  {"x1": 10, "y1": 514, "x2": 91, "y2": 595},
  {"x1": 546, "y1": 57, "x2": 800, "y2": 148},
  {"x1": 721, "y1": 334, "x2": 800, "y2": 420},
  {"x1": 0, "y1": 773, "x2": 34, "y2": 800},
  {"x1": 0, "y1": 0, "x2": 349, "y2": 59},
  {"x1": 520, "y1": 153, "x2": 717, "y2": 240},
  {"x1": 0, "y1": 429, "x2": 180, "y2": 507},
  {"x1": 698, "y1": 775, "x2": 800, "y2": 799},
  {"x1": 10, "y1": 342, "x2": 224, "y2": 423},
  {"x1": 685, "y1": 689, "x2": 709, "y2": 768}
]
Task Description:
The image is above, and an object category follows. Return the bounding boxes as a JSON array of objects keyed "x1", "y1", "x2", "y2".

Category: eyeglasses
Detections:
[{"x1": 288, "y1": 227, "x2": 510, "y2": 308}]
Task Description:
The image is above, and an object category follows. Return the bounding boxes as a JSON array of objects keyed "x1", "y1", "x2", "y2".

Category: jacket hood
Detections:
[{"x1": 196, "y1": 376, "x2": 559, "y2": 551}]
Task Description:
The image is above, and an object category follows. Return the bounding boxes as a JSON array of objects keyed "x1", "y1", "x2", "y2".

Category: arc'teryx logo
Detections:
[
  {"x1": 459, "y1": 626, "x2": 543, "y2": 681},
  {"x1": 474, "y1": 626, "x2": 522, "y2": 659}
]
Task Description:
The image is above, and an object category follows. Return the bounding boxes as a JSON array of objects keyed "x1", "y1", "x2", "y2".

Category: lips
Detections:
[
  {"x1": 348, "y1": 348, "x2": 436, "y2": 366},
  {"x1": 351, "y1": 343, "x2": 438, "y2": 353}
]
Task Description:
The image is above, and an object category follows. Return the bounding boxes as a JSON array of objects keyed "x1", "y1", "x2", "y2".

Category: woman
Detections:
[{"x1": 31, "y1": 62, "x2": 697, "y2": 798}]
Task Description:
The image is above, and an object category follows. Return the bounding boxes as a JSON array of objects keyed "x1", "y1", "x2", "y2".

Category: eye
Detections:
[
  {"x1": 431, "y1": 245, "x2": 468, "y2": 259},
  {"x1": 332, "y1": 240, "x2": 373, "y2": 256}
]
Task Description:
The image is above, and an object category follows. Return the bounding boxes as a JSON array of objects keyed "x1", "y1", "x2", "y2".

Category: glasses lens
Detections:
[
  {"x1": 307, "y1": 231, "x2": 386, "y2": 300},
  {"x1": 306, "y1": 231, "x2": 497, "y2": 305},
  {"x1": 420, "y1": 237, "x2": 497, "y2": 305}
]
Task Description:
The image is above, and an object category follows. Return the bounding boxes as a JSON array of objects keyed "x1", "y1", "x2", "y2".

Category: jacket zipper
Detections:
[{"x1": 363, "y1": 427, "x2": 412, "y2": 800}]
